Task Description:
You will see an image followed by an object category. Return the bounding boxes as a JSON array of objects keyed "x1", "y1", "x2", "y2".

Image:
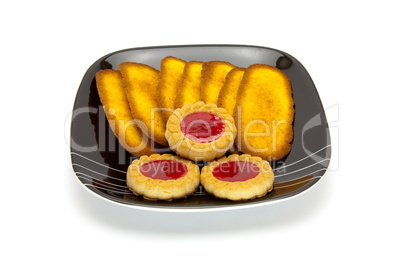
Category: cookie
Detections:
[
  {"x1": 127, "y1": 154, "x2": 200, "y2": 201},
  {"x1": 217, "y1": 67, "x2": 245, "y2": 118},
  {"x1": 165, "y1": 101, "x2": 236, "y2": 161},
  {"x1": 95, "y1": 69, "x2": 156, "y2": 156},
  {"x1": 175, "y1": 61, "x2": 203, "y2": 108},
  {"x1": 200, "y1": 61, "x2": 236, "y2": 105},
  {"x1": 200, "y1": 154, "x2": 274, "y2": 201},
  {"x1": 119, "y1": 62, "x2": 168, "y2": 146},
  {"x1": 234, "y1": 64, "x2": 294, "y2": 161},
  {"x1": 157, "y1": 56, "x2": 186, "y2": 121}
]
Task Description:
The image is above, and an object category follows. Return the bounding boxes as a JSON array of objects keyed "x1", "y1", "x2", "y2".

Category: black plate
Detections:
[{"x1": 70, "y1": 44, "x2": 331, "y2": 211}]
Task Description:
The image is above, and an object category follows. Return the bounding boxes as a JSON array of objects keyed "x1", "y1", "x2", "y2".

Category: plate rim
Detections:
[
  {"x1": 71, "y1": 43, "x2": 331, "y2": 212},
  {"x1": 72, "y1": 167, "x2": 330, "y2": 212}
]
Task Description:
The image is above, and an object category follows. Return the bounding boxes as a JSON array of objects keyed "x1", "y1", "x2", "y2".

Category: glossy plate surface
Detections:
[{"x1": 70, "y1": 45, "x2": 331, "y2": 211}]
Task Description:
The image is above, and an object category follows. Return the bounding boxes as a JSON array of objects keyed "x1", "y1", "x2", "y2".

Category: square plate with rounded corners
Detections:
[{"x1": 70, "y1": 44, "x2": 331, "y2": 211}]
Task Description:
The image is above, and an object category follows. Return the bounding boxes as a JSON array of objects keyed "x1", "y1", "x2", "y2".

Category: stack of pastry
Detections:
[{"x1": 95, "y1": 56, "x2": 294, "y2": 201}]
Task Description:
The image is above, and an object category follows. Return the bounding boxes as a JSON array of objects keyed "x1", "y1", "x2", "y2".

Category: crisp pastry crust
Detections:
[
  {"x1": 234, "y1": 64, "x2": 294, "y2": 161},
  {"x1": 200, "y1": 154, "x2": 274, "y2": 201},
  {"x1": 95, "y1": 69, "x2": 157, "y2": 156},
  {"x1": 157, "y1": 56, "x2": 187, "y2": 122},
  {"x1": 127, "y1": 154, "x2": 200, "y2": 201},
  {"x1": 200, "y1": 61, "x2": 236, "y2": 105},
  {"x1": 217, "y1": 67, "x2": 245, "y2": 118},
  {"x1": 165, "y1": 101, "x2": 237, "y2": 161},
  {"x1": 119, "y1": 62, "x2": 168, "y2": 146},
  {"x1": 175, "y1": 61, "x2": 203, "y2": 108}
]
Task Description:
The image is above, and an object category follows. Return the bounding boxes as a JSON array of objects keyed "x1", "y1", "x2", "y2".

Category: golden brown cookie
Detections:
[
  {"x1": 200, "y1": 61, "x2": 236, "y2": 105},
  {"x1": 119, "y1": 62, "x2": 168, "y2": 146},
  {"x1": 95, "y1": 69, "x2": 157, "y2": 156},
  {"x1": 217, "y1": 67, "x2": 245, "y2": 118},
  {"x1": 127, "y1": 154, "x2": 200, "y2": 201},
  {"x1": 157, "y1": 56, "x2": 187, "y2": 121},
  {"x1": 234, "y1": 64, "x2": 294, "y2": 161},
  {"x1": 200, "y1": 154, "x2": 274, "y2": 201},
  {"x1": 175, "y1": 61, "x2": 203, "y2": 108},
  {"x1": 165, "y1": 101, "x2": 237, "y2": 161}
]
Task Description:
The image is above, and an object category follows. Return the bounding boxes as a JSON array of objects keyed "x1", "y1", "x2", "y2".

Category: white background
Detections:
[{"x1": 1, "y1": 1, "x2": 401, "y2": 275}]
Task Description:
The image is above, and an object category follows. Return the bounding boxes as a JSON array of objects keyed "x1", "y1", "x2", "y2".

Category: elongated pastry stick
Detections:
[
  {"x1": 95, "y1": 69, "x2": 157, "y2": 156},
  {"x1": 175, "y1": 61, "x2": 203, "y2": 109},
  {"x1": 235, "y1": 64, "x2": 294, "y2": 161},
  {"x1": 217, "y1": 67, "x2": 245, "y2": 118},
  {"x1": 119, "y1": 62, "x2": 168, "y2": 146},
  {"x1": 200, "y1": 61, "x2": 236, "y2": 105},
  {"x1": 157, "y1": 56, "x2": 186, "y2": 121}
]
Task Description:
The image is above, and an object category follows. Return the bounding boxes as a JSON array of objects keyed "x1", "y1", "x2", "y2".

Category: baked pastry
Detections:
[
  {"x1": 175, "y1": 61, "x2": 203, "y2": 108},
  {"x1": 165, "y1": 101, "x2": 237, "y2": 161},
  {"x1": 217, "y1": 67, "x2": 245, "y2": 118},
  {"x1": 95, "y1": 69, "x2": 156, "y2": 156},
  {"x1": 157, "y1": 56, "x2": 186, "y2": 121},
  {"x1": 200, "y1": 61, "x2": 236, "y2": 105},
  {"x1": 119, "y1": 62, "x2": 168, "y2": 146},
  {"x1": 127, "y1": 154, "x2": 200, "y2": 201},
  {"x1": 200, "y1": 154, "x2": 274, "y2": 201},
  {"x1": 234, "y1": 64, "x2": 294, "y2": 161}
]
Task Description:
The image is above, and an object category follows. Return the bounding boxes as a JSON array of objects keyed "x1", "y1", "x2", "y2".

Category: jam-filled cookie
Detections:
[
  {"x1": 200, "y1": 154, "x2": 274, "y2": 201},
  {"x1": 165, "y1": 101, "x2": 237, "y2": 161},
  {"x1": 127, "y1": 154, "x2": 200, "y2": 201}
]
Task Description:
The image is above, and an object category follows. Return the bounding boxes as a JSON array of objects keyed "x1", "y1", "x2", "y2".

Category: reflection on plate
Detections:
[{"x1": 70, "y1": 44, "x2": 331, "y2": 211}]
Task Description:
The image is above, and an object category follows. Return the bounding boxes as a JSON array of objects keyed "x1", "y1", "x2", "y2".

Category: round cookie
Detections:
[
  {"x1": 165, "y1": 101, "x2": 237, "y2": 161},
  {"x1": 200, "y1": 154, "x2": 274, "y2": 201},
  {"x1": 127, "y1": 154, "x2": 200, "y2": 201}
]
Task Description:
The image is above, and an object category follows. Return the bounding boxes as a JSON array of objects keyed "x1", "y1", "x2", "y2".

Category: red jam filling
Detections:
[
  {"x1": 180, "y1": 112, "x2": 225, "y2": 143},
  {"x1": 212, "y1": 161, "x2": 260, "y2": 182},
  {"x1": 140, "y1": 160, "x2": 188, "y2": 180}
]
